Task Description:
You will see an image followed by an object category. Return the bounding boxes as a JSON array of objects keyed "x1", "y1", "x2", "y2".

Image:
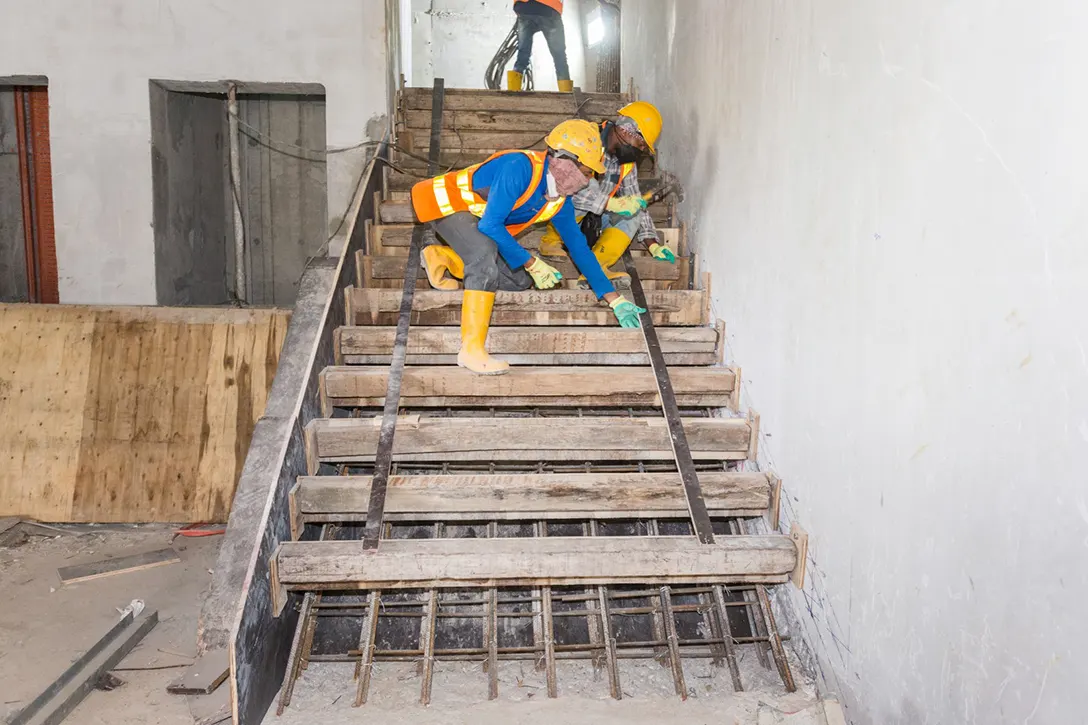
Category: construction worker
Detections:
[
  {"x1": 411, "y1": 119, "x2": 646, "y2": 376},
  {"x1": 538, "y1": 101, "x2": 672, "y2": 288},
  {"x1": 507, "y1": 0, "x2": 573, "y2": 93}
]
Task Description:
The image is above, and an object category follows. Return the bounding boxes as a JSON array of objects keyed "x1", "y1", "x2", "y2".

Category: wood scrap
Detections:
[
  {"x1": 166, "y1": 649, "x2": 229, "y2": 695},
  {"x1": 57, "y1": 548, "x2": 180, "y2": 585}
]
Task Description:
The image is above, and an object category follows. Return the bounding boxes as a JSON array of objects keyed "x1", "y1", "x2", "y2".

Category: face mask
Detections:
[
  {"x1": 613, "y1": 142, "x2": 644, "y2": 165},
  {"x1": 549, "y1": 156, "x2": 590, "y2": 196}
]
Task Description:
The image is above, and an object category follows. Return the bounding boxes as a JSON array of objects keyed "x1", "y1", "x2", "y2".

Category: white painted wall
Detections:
[
  {"x1": 0, "y1": 0, "x2": 388, "y2": 304},
  {"x1": 409, "y1": 0, "x2": 586, "y2": 91},
  {"x1": 622, "y1": 2, "x2": 1087, "y2": 723}
]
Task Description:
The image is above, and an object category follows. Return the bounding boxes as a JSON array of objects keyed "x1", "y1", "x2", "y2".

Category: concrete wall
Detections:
[
  {"x1": 621, "y1": 2, "x2": 1086, "y2": 724},
  {"x1": 409, "y1": 0, "x2": 587, "y2": 91},
  {"x1": 0, "y1": 0, "x2": 388, "y2": 304}
]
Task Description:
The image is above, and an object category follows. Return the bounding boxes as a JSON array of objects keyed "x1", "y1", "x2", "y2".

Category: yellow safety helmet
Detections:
[
  {"x1": 545, "y1": 119, "x2": 606, "y2": 175},
  {"x1": 617, "y1": 100, "x2": 663, "y2": 154}
]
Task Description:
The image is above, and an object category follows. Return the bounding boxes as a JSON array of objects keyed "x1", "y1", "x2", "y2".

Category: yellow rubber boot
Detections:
[
  {"x1": 577, "y1": 227, "x2": 633, "y2": 289},
  {"x1": 537, "y1": 224, "x2": 568, "y2": 259},
  {"x1": 457, "y1": 290, "x2": 509, "y2": 375},
  {"x1": 422, "y1": 245, "x2": 464, "y2": 291},
  {"x1": 507, "y1": 70, "x2": 524, "y2": 92},
  {"x1": 557, "y1": 79, "x2": 574, "y2": 93}
]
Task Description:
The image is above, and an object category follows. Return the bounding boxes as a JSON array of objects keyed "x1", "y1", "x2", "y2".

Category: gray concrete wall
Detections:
[
  {"x1": 409, "y1": 0, "x2": 587, "y2": 91},
  {"x1": 621, "y1": 2, "x2": 1087, "y2": 724},
  {"x1": 0, "y1": 89, "x2": 28, "y2": 302},
  {"x1": 0, "y1": 0, "x2": 388, "y2": 304}
]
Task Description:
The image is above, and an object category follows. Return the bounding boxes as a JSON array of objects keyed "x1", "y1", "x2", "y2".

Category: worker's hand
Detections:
[
  {"x1": 605, "y1": 195, "x2": 648, "y2": 218},
  {"x1": 609, "y1": 295, "x2": 646, "y2": 328},
  {"x1": 648, "y1": 242, "x2": 676, "y2": 264},
  {"x1": 526, "y1": 256, "x2": 563, "y2": 290}
]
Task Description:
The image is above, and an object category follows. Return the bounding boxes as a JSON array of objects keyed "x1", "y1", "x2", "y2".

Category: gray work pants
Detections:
[{"x1": 430, "y1": 212, "x2": 532, "y2": 293}]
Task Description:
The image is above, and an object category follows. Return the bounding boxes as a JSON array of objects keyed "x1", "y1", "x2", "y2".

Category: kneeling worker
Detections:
[
  {"x1": 538, "y1": 101, "x2": 672, "y2": 288},
  {"x1": 411, "y1": 118, "x2": 646, "y2": 376}
]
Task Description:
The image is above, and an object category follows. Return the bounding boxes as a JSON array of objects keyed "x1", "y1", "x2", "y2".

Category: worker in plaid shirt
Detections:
[{"x1": 538, "y1": 100, "x2": 673, "y2": 288}]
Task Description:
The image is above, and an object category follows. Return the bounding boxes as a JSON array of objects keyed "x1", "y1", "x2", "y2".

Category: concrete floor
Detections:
[
  {"x1": 0, "y1": 525, "x2": 826, "y2": 725},
  {"x1": 0, "y1": 525, "x2": 221, "y2": 724}
]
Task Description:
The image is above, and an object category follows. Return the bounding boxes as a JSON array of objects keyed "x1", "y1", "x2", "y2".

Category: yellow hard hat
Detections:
[
  {"x1": 545, "y1": 119, "x2": 606, "y2": 175},
  {"x1": 617, "y1": 100, "x2": 663, "y2": 154}
]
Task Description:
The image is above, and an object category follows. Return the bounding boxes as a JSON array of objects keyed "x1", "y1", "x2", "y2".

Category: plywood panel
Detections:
[{"x1": 0, "y1": 304, "x2": 290, "y2": 522}]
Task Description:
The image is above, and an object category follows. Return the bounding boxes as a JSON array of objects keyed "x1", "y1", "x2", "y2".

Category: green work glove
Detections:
[
  {"x1": 609, "y1": 295, "x2": 646, "y2": 328},
  {"x1": 526, "y1": 256, "x2": 563, "y2": 290},
  {"x1": 605, "y1": 195, "x2": 648, "y2": 218},
  {"x1": 648, "y1": 242, "x2": 676, "y2": 264}
]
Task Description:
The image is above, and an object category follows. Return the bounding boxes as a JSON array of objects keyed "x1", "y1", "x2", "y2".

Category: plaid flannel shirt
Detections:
[{"x1": 571, "y1": 150, "x2": 658, "y2": 244}]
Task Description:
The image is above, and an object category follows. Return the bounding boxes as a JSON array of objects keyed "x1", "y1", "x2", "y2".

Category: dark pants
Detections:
[
  {"x1": 514, "y1": 12, "x2": 570, "y2": 81},
  {"x1": 431, "y1": 212, "x2": 532, "y2": 293}
]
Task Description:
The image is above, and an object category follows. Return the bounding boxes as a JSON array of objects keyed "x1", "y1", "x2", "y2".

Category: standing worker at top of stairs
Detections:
[
  {"x1": 508, "y1": 0, "x2": 572, "y2": 92},
  {"x1": 411, "y1": 119, "x2": 646, "y2": 376},
  {"x1": 538, "y1": 101, "x2": 671, "y2": 289}
]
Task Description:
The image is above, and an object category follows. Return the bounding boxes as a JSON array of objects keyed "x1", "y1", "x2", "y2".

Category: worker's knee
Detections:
[
  {"x1": 602, "y1": 213, "x2": 640, "y2": 239},
  {"x1": 463, "y1": 255, "x2": 500, "y2": 293}
]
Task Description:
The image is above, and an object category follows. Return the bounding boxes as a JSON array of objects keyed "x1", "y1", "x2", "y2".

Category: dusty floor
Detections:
[
  {"x1": 0, "y1": 524, "x2": 220, "y2": 724},
  {"x1": 0, "y1": 525, "x2": 825, "y2": 725}
]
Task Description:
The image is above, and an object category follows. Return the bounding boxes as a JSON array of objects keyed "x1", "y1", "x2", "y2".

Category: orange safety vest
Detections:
[
  {"x1": 515, "y1": 0, "x2": 563, "y2": 14},
  {"x1": 411, "y1": 150, "x2": 566, "y2": 237}
]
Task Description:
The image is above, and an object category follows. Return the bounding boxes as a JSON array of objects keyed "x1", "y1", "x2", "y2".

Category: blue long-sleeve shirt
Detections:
[{"x1": 471, "y1": 153, "x2": 615, "y2": 298}]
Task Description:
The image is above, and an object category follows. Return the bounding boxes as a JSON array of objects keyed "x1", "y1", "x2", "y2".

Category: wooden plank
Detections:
[
  {"x1": 360, "y1": 251, "x2": 685, "y2": 283},
  {"x1": 272, "y1": 536, "x2": 797, "y2": 591},
  {"x1": 371, "y1": 222, "x2": 679, "y2": 254},
  {"x1": 166, "y1": 648, "x2": 230, "y2": 695},
  {"x1": 8, "y1": 611, "x2": 158, "y2": 725},
  {"x1": 308, "y1": 416, "x2": 753, "y2": 463},
  {"x1": 347, "y1": 288, "x2": 709, "y2": 327},
  {"x1": 409, "y1": 129, "x2": 547, "y2": 151},
  {"x1": 378, "y1": 200, "x2": 673, "y2": 226},
  {"x1": 385, "y1": 166, "x2": 660, "y2": 192},
  {"x1": 320, "y1": 365, "x2": 737, "y2": 408},
  {"x1": 404, "y1": 108, "x2": 574, "y2": 132},
  {"x1": 57, "y1": 547, "x2": 180, "y2": 585},
  {"x1": 401, "y1": 87, "x2": 623, "y2": 116},
  {"x1": 293, "y1": 472, "x2": 772, "y2": 523},
  {"x1": 0, "y1": 304, "x2": 290, "y2": 523},
  {"x1": 338, "y1": 325, "x2": 718, "y2": 357}
]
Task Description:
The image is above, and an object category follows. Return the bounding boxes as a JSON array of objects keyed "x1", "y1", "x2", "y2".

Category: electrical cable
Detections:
[{"x1": 485, "y1": 21, "x2": 533, "y2": 91}]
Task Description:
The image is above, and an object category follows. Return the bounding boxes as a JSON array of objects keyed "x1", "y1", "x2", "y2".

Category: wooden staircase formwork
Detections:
[{"x1": 212, "y1": 85, "x2": 800, "y2": 725}]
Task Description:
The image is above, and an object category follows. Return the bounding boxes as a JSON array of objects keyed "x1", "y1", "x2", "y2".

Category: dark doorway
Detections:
[
  {"x1": 0, "y1": 77, "x2": 58, "y2": 303},
  {"x1": 150, "y1": 81, "x2": 328, "y2": 307}
]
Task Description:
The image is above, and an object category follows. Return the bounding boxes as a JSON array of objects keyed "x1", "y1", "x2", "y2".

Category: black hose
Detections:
[{"x1": 485, "y1": 21, "x2": 534, "y2": 91}]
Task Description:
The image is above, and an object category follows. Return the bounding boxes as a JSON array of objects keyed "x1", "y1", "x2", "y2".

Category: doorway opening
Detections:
[{"x1": 150, "y1": 80, "x2": 328, "y2": 307}]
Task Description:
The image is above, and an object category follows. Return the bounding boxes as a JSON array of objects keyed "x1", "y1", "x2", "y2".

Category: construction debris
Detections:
[
  {"x1": 57, "y1": 548, "x2": 180, "y2": 585},
  {"x1": 7, "y1": 609, "x2": 158, "y2": 725}
]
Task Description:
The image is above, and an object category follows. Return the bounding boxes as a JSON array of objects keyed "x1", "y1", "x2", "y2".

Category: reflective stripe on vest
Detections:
[
  {"x1": 515, "y1": 0, "x2": 563, "y2": 14},
  {"x1": 411, "y1": 150, "x2": 565, "y2": 235},
  {"x1": 609, "y1": 162, "x2": 638, "y2": 199}
]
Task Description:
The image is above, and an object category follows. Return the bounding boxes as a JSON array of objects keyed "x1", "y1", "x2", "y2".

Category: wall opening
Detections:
[
  {"x1": 150, "y1": 80, "x2": 328, "y2": 308},
  {"x1": 0, "y1": 76, "x2": 58, "y2": 304}
]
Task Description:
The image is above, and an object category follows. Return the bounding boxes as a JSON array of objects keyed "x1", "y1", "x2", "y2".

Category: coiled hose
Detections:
[{"x1": 485, "y1": 21, "x2": 534, "y2": 91}]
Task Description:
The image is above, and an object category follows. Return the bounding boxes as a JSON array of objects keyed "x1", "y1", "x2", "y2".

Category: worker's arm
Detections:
[
  {"x1": 615, "y1": 170, "x2": 659, "y2": 245},
  {"x1": 552, "y1": 204, "x2": 615, "y2": 298},
  {"x1": 571, "y1": 178, "x2": 610, "y2": 217},
  {"x1": 475, "y1": 157, "x2": 534, "y2": 270}
]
